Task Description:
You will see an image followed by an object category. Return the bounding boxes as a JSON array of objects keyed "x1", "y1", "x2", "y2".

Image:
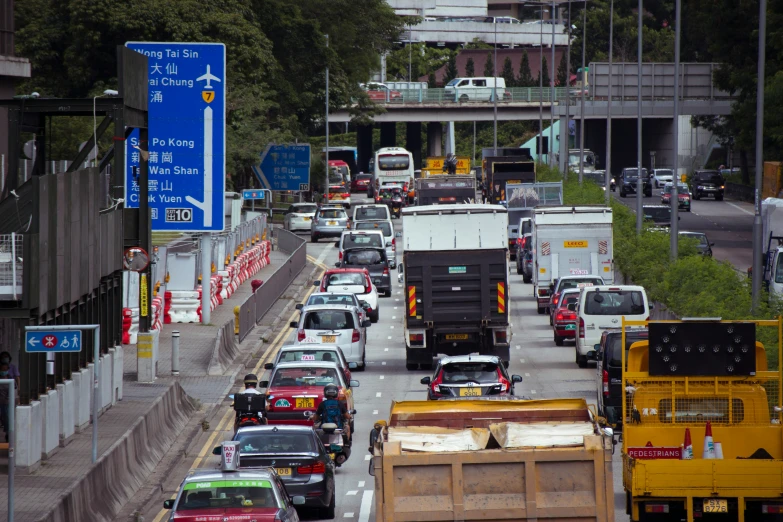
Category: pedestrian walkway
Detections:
[{"x1": 0, "y1": 245, "x2": 317, "y2": 522}]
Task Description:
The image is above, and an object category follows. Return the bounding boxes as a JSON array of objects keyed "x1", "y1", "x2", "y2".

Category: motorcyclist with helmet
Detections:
[
  {"x1": 443, "y1": 152, "x2": 458, "y2": 175},
  {"x1": 311, "y1": 383, "x2": 352, "y2": 444},
  {"x1": 234, "y1": 373, "x2": 267, "y2": 428}
]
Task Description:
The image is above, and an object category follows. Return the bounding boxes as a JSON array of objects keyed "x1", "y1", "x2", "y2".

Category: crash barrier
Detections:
[
  {"x1": 237, "y1": 229, "x2": 306, "y2": 342},
  {"x1": 40, "y1": 382, "x2": 195, "y2": 522},
  {"x1": 208, "y1": 318, "x2": 240, "y2": 376},
  {"x1": 725, "y1": 182, "x2": 754, "y2": 203},
  {"x1": 121, "y1": 296, "x2": 164, "y2": 345}
]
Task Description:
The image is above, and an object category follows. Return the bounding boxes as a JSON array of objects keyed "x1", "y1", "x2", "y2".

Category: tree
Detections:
[
  {"x1": 501, "y1": 57, "x2": 515, "y2": 88},
  {"x1": 386, "y1": 43, "x2": 453, "y2": 82},
  {"x1": 428, "y1": 72, "x2": 437, "y2": 88},
  {"x1": 556, "y1": 54, "x2": 568, "y2": 87},
  {"x1": 537, "y1": 56, "x2": 550, "y2": 90},
  {"x1": 517, "y1": 50, "x2": 535, "y2": 87},
  {"x1": 465, "y1": 57, "x2": 475, "y2": 78},
  {"x1": 484, "y1": 51, "x2": 495, "y2": 77},
  {"x1": 443, "y1": 53, "x2": 458, "y2": 84}
]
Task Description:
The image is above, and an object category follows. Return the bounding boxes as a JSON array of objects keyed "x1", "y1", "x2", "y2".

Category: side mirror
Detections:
[
  {"x1": 594, "y1": 344, "x2": 601, "y2": 353},
  {"x1": 420, "y1": 376, "x2": 431, "y2": 385},
  {"x1": 350, "y1": 409, "x2": 357, "y2": 415},
  {"x1": 567, "y1": 303, "x2": 577, "y2": 312},
  {"x1": 649, "y1": 303, "x2": 655, "y2": 311},
  {"x1": 395, "y1": 232, "x2": 402, "y2": 238},
  {"x1": 511, "y1": 374, "x2": 523, "y2": 383},
  {"x1": 397, "y1": 274, "x2": 403, "y2": 284},
  {"x1": 163, "y1": 499, "x2": 175, "y2": 509},
  {"x1": 264, "y1": 362, "x2": 274, "y2": 370},
  {"x1": 292, "y1": 496, "x2": 306, "y2": 506},
  {"x1": 295, "y1": 303, "x2": 304, "y2": 310},
  {"x1": 289, "y1": 321, "x2": 299, "y2": 328},
  {"x1": 335, "y1": 262, "x2": 341, "y2": 267},
  {"x1": 228, "y1": 394, "x2": 235, "y2": 400},
  {"x1": 212, "y1": 446, "x2": 221, "y2": 455},
  {"x1": 259, "y1": 380, "x2": 269, "y2": 388},
  {"x1": 348, "y1": 362, "x2": 358, "y2": 369},
  {"x1": 350, "y1": 380, "x2": 360, "y2": 387},
  {"x1": 313, "y1": 281, "x2": 320, "y2": 287},
  {"x1": 362, "y1": 320, "x2": 372, "y2": 327},
  {"x1": 361, "y1": 302, "x2": 371, "y2": 309}
]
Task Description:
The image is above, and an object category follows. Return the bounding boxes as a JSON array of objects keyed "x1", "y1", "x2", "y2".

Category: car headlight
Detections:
[
  {"x1": 697, "y1": 185, "x2": 704, "y2": 190},
  {"x1": 611, "y1": 178, "x2": 615, "y2": 183}
]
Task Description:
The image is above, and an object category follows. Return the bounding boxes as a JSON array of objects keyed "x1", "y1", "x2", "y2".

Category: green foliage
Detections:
[
  {"x1": 483, "y1": 52, "x2": 495, "y2": 77},
  {"x1": 428, "y1": 72, "x2": 437, "y2": 88},
  {"x1": 464, "y1": 38, "x2": 493, "y2": 50},
  {"x1": 556, "y1": 54, "x2": 568, "y2": 87},
  {"x1": 501, "y1": 57, "x2": 515, "y2": 88},
  {"x1": 465, "y1": 57, "x2": 475, "y2": 78},
  {"x1": 443, "y1": 54, "x2": 459, "y2": 84},
  {"x1": 517, "y1": 51, "x2": 535, "y2": 87},
  {"x1": 537, "y1": 56, "x2": 550, "y2": 89},
  {"x1": 385, "y1": 43, "x2": 452, "y2": 83}
]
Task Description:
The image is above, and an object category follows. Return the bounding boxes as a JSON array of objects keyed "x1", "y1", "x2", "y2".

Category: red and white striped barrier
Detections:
[
  {"x1": 122, "y1": 308, "x2": 133, "y2": 345},
  {"x1": 151, "y1": 295, "x2": 164, "y2": 331},
  {"x1": 164, "y1": 291, "x2": 173, "y2": 324},
  {"x1": 169, "y1": 291, "x2": 200, "y2": 323}
]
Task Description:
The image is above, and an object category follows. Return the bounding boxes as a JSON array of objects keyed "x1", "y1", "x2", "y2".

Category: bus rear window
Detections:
[{"x1": 378, "y1": 155, "x2": 410, "y2": 170}]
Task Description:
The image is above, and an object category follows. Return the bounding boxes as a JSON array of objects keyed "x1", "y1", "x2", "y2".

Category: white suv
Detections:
[
  {"x1": 291, "y1": 304, "x2": 371, "y2": 370},
  {"x1": 315, "y1": 269, "x2": 380, "y2": 323},
  {"x1": 574, "y1": 285, "x2": 651, "y2": 368}
]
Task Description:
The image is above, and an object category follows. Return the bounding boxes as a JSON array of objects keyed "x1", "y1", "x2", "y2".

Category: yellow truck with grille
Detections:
[
  {"x1": 421, "y1": 156, "x2": 471, "y2": 177},
  {"x1": 620, "y1": 318, "x2": 783, "y2": 522},
  {"x1": 370, "y1": 398, "x2": 615, "y2": 521}
]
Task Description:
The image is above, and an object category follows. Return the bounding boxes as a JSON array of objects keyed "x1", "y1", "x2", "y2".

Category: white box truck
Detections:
[
  {"x1": 762, "y1": 198, "x2": 783, "y2": 301},
  {"x1": 532, "y1": 206, "x2": 614, "y2": 314}
]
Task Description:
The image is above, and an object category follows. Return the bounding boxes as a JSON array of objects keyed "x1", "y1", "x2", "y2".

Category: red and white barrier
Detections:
[
  {"x1": 122, "y1": 308, "x2": 133, "y2": 345},
  {"x1": 164, "y1": 291, "x2": 173, "y2": 324},
  {"x1": 151, "y1": 295, "x2": 164, "y2": 331},
  {"x1": 168, "y1": 291, "x2": 200, "y2": 323}
]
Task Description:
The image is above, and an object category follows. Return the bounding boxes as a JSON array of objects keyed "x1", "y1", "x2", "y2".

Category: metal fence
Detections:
[
  {"x1": 0, "y1": 233, "x2": 23, "y2": 300},
  {"x1": 367, "y1": 87, "x2": 569, "y2": 105},
  {"x1": 237, "y1": 229, "x2": 307, "y2": 342},
  {"x1": 588, "y1": 62, "x2": 731, "y2": 101}
]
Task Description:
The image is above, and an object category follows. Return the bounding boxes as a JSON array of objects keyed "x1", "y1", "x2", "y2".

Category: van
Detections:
[
  {"x1": 444, "y1": 77, "x2": 509, "y2": 102},
  {"x1": 338, "y1": 230, "x2": 385, "y2": 263},
  {"x1": 353, "y1": 219, "x2": 396, "y2": 267},
  {"x1": 574, "y1": 285, "x2": 651, "y2": 368},
  {"x1": 351, "y1": 204, "x2": 391, "y2": 224}
]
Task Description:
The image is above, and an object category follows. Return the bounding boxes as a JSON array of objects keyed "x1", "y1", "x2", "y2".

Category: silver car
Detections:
[
  {"x1": 311, "y1": 206, "x2": 348, "y2": 242},
  {"x1": 291, "y1": 304, "x2": 371, "y2": 370}
]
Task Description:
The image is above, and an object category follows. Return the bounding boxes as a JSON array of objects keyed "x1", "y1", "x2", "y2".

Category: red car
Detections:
[
  {"x1": 660, "y1": 182, "x2": 691, "y2": 212},
  {"x1": 264, "y1": 361, "x2": 357, "y2": 427},
  {"x1": 351, "y1": 173, "x2": 373, "y2": 193},
  {"x1": 362, "y1": 82, "x2": 402, "y2": 101},
  {"x1": 552, "y1": 289, "x2": 581, "y2": 346}
]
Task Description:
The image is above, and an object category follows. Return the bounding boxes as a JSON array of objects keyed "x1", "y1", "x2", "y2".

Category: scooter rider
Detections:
[
  {"x1": 235, "y1": 373, "x2": 265, "y2": 425},
  {"x1": 311, "y1": 383, "x2": 352, "y2": 444}
]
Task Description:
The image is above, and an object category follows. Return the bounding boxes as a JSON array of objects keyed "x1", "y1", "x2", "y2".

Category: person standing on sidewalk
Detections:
[
  {"x1": 0, "y1": 351, "x2": 20, "y2": 392},
  {"x1": 0, "y1": 362, "x2": 10, "y2": 442}
]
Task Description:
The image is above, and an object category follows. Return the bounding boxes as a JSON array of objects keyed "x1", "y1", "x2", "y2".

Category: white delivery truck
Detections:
[
  {"x1": 762, "y1": 198, "x2": 783, "y2": 301},
  {"x1": 532, "y1": 206, "x2": 614, "y2": 314}
]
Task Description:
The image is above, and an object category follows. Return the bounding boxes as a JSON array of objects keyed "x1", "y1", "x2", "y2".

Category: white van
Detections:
[
  {"x1": 351, "y1": 204, "x2": 391, "y2": 224},
  {"x1": 445, "y1": 77, "x2": 508, "y2": 102},
  {"x1": 574, "y1": 285, "x2": 651, "y2": 368}
]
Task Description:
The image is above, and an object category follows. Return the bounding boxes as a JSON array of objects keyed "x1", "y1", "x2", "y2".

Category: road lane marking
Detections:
[
  {"x1": 364, "y1": 454, "x2": 372, "y2": 461},
  {"x1": 379, "y1": 375, "x2": 385, "y2": 379},
  {"x1": 358, "y1": 481, "x2": 366, "y2": 488},
  {"x1": 384, "y1": 348, "x2": 389, "y2": 351},
  {"x1": 358, "y1": 490, "x2": 374, "y2": 522},
  {"x1": 346, "y1": 490, "x2": 358, "y2": 496},
  {"x1": 372, "y1": 410, "x2": 378, "y2": 415},
  {"x1": 531, "y1": 390, "x2": 537, "y2": 394},
  {"x1": 392, "y1": 316, "x2": 396, "y2": 320},
  {"x1": 394, "y1": 307, "x2": 398, "y2": 310},
  {"x1": 515, "y1": 345, "x2": 521, "y2": 350},
  {"x1": 381, "y1": 361, "x2": 386, "y2": 365},
  {"x1": 726, "y1": 201, "x2": 754, "y2": 216},
  {"x1": 525, "y1": 373, "x2": 530, "y2": 377},
  {"x1": 387, "y1": 336, "x2": 392, "y2": 340},
  {"x1": 520, "y1": 359, "x2": 526, "y2": 363},
  {"x1": 376, "y1": 392, "x2": 382, "y2": 397},
  {"x1": 389, "y1": 326, "x2": 394, "y2": 329},
  {"x1": 344, "y1": 512, "x2": 355, "y2": 518}
]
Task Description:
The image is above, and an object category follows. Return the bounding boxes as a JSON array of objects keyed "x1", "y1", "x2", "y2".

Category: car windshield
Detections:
[
  {"x1": 355, "y1": 207, "x2": 388, "y2": 220},
  {"x1": 355, "y1": 221, "x2": 392, "y2": 236},
  {"x1": 663, "y1": 184, "x2": 688, "y2": 194},
  {"x1": 329, "y1": 186, "x2": 348, "y2": 194},
  {"x1": 441, "y1": 362, "x2": 500, "y2": 384},
  {"x1": 326, "y1": 272, "x2": 365, "y2": 287},
  {"x1": 559, "y1": 278, "x2": 603, "y2": 291},
  {"x1": 644, "y1": 207, "x2": 671, "y2": 221},
  {"x1": 343, "y1": 234, "x2": 383, "y2": 249},
  {"x1": 307, "y1": 294, "x2": 356, "y2": 307},
  {"x1": 624, "y1": 169, "x2": 648, "y2": 179},
  {"x1": 585, "y1": 290, "x2": 646, "y2": 315},
  {"x1": 329, "y1": 172, "x2": 344, "y2": 185},
  {"x1": 608, "y1": 332, "x2": 648, "y2": 367},
  {"x1": 776, "y1": 255, "x2": 783, "y2": 284},
  {"x1": 177, "y1": 481, "x2": 279, "y2": 510},
  {"x1": 343, "y1": 249, "x2": 383, "y2": 265},
  {"x1": 446, "y1": 79, "x2": 459, "y2": 87},
  {"x1": 680, "y1": 233, "x2": 708, "y2": 246},
  {"x1": 271, "y1": 367, "x2": 340, "y2": 387},
  {"x1": 236, "y1": 431, "x2": 316, "y2": 454},
  {"x1": 559, "y1": 293, "x2": 579, "y2": 308},
  {"x1": 655, "y1": 170, "x2": 673, "y2": 178},
  {"x1": 318, "y1": 209, "x2": 346, "y2": 219},
  {"x1": 292, "y1": 205, "x2": 317, "y2": 214},
  {"x1": 697, "y1": 172, "x2": 723, "y2": 184},
  {"x1": 568, "y1": 153, "x2": 595, "y2": 167},
  {"x1": 303, "y1": 310, "x2": 355, "y2": 330},
  {"x1": 279, "y1": 349, "x2": 342, "y2": 364}
]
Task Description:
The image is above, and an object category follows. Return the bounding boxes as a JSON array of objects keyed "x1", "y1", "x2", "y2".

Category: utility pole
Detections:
[
  {"x1": 605, "y1": 0, "x2": 614, "y2": 205},
  {"x1": 538, "y1": 6, "x2": 544, "y2": 162},
  {"x1": 635, "y1": 0, "x2": 643, "y2": 234},
  {"x1": 564, "y1": 0, "x2": 572, "y2": 178},
  {"x1": 550, "y1": 0, "x2": 556, "y2": 167},
  {"x1": 670, "y1": 0, "x2": 681, "y2": 259},
  {"x1": 752, "y1": 0, "x2": 767, "y2": 310},
  {"x1": 325, "y1": 34, "x2": 330, "y2": 205},
  {"x1": 494, "y1": 21, "x2": 498, "y2": 155},
  {"x1": 578, "y1": 3, "x2": 586, "y2": 184}
]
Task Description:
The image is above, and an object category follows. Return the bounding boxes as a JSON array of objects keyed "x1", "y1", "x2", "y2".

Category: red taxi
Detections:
[
  {"x1": 552, "y1": 288, "x2": 581, "y2": 346},
  {"x1": 327, "y1": 185, "x2": 351, "y2": 208},
  {"x1": 264, "y1": 361, "x2": 358, "y2": 427},
  {"x1": 660, "y1": 182, "x2": 691, "y2": 212}
]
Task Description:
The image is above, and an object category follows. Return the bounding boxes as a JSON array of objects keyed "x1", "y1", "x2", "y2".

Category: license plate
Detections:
[
  {"x1": 565, "y1": 324, "x2": 575, "y2": 330},
  {"x1": 303, "y1": 217, "x2": 311, "y2": 221},
  {"x1": 703, "y1": 499, "x2": 728, "y2": 513},
  {"x1": 459, "y1": 388, "x2": 482, "y2": 397},
  {"x1": 445, "y1": 334, "x2": 469, "y2": 340},
  {"x1": 296, "y1": 398, "x2": 315, "y2": 409},
  {"x1": 321, "y1": 335, "x2": 336, "y2": 343},
  {"x1": 276, "y1": 468, "x2": 292, "y2": 476},
  {"x1": 327, "y1": 220, "x2": 337, "y2": 225}
]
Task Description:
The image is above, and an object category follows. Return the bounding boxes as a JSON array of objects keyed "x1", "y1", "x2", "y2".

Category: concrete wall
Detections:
[
  {"x1": 40, "y1": 382, "x2": 195, "y2": 522},
  {"x1": 111, "y1": 345, "x2": 123, "y2": 403},
  {"x1": 73, "y1": 368, "x2": 91, "y2": 431},
  {"x1": 57, "y1": 380, "x2": 75, "y2": 445},
  {"x1": 15, "y1": 400, "x2": 42, "y2": 470},
  {"x1": 42, "y1": 390, "x2": 60, "y2": 458}
]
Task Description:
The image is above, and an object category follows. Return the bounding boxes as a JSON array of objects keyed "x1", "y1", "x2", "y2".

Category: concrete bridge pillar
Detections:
[
  {"x1": 406, "y1": 122, "x2": 422, "y2": 169},
  {"x1": 445, "y1": 122, "x2": 456, "y2": 155},
  {"x1": 559, "y1": 116, "x2": 569, "y2": 175},
  {"x1": 357, "y1": 124, "x2": 373, "y2": 173},
  {"x1": 427, "y1": 123, "x2": 442, "y2": 157},
  {"x1": 380, "y1": 122, "x2": 396, "y2": 148}
]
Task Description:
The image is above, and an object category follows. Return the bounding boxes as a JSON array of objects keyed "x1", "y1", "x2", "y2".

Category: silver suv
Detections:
[{"x1": 311, "y1": 206, "x2": 348, "y2": 242}]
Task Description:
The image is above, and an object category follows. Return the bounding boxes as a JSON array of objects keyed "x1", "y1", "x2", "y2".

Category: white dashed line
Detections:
[
  {"x1": 384, "y1": 348, "x2": 389, "y2": 351},
  {"x1": 515, "y1": 345, "x2": 521, "y2": 350},
  {"x1": 394, "y1": 307, "x2": 398, "y2": 310},
  {"x1": 395, "y1": 298, "x2": 400, "y2": 302},
  {"x1": 364, "y1": 454, "x2": 372, "y2": 461},
  {"x1": 346, "y1": 491, "x2": 358, "y2": 496},
  {"x1": 389, "y1": 326, "x2": 394, "y2": 329},
  {"x1": 358, "y1": 481, "x2": 366, "y2": 488},
  {"x1": 379, "y1": 375, "x2": 385, "y2": 380},
  {"x1": 726, "y1": 201, "x2": 754, "y2": 216},
  {"x1": 358, "y1": 490, "x2": 374, "y2": 522},
  {"x1": 344, "y1": 512, "x2": 355, "y2": 518},
  {"x1": 382, "y1": 361, "x2": 386, "y2": 365},
  {"x1": 525, "y1": 373, "x2": 530, "y2": 377},
  {"x1": 531, "y1": 390, "x2": 537, "y2": 394},
  {"x1": 387, "y1": 336, "x2": 392, "y2": 340},
  {"x1": 372, "y1": 410, "x2": 378, "y2": 415},
  {"x1": 392, "y1": 316, "x2": 397, "y2": 320},
  {"x1": 376, "y1": 392, "x2": 382, "y2": 397},
  {"x1": 520, "y1": 359, "x2": 526, "y2": 363}
]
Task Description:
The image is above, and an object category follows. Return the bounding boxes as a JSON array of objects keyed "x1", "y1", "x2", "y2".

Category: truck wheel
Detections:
[
  {"x1": 516, "y1": 265, "x2": 523, "y2": 275},
  {"x1": 523, "y1": 275, "x2": 532, "y2": 284},
  {"x1": 554, "y1": 332, "x2": 564, "y2": 346},
  {"x1": 537, "y1": 306, "x2": 544, "y2": 315},
  {"x1": 405, "y1": 362, "x2": 418, "y2": 371}
]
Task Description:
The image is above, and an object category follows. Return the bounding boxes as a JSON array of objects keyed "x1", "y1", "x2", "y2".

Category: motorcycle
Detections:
[
  {"x1": 390, "y1": 193, "x2": 403, "y2": 219},
  {"x1": 230, "y1": 393, "x2": 267, "y2": 433},
  {"x1": 316, "y1": 422, "x2": 351, "y2": 466}
]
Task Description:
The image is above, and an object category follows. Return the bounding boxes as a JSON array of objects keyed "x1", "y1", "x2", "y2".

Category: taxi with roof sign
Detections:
[{"x1": 264, "y1": 344, "x2": 356, "y2": 382}]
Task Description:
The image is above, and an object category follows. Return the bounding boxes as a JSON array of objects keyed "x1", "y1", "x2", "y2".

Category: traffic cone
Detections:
[
  {"x1": 702, "y1": 421, "x2": 715, "y2": 459},
  {"x1": 682, "y1": 428, "x2": 693, "y2": 460}
]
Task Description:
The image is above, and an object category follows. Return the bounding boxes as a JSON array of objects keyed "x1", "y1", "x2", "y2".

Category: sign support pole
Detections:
[
  {"x1": 138, "y1": 128, "x2": 151, "y2": 333},
  {"x1": 3, "y1": 379, "x2": 14, "y2": 522},
  {"x1": 201, "y1": 233, "x2": 212, "y2": 325}
]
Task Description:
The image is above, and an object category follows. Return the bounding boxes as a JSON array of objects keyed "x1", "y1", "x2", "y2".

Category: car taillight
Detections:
[
  {"x1": 552, "y1": 293, "x2": 560, "y2": 306},
  {"x1": 338, "y1": 251, "x2": 343, "y2": 261},
  {"x1": 392, "y1": 238, "x2": 396, "y2": 251},
  {"x1": 364, "y1": 275, "x2": 372, "y2": 294},
  {"x1": 538, "y1": 289, "x2": 549, "y2": 297},
  {"x1": 409, "y1": 333, "x2": 424, "y2": 345},
  {"x1": 431, "y1": 373, "x2": 443, "y2": 393},
  {"x1": 516, "y1": 237, "x2": 523, "y2": 247},
  {"x1": 498, "y1": 373, "x2": 511, "y2": 392},
  {"x1": 352, "y1": 329, "x2": 361, "y2": 342},
  {"x1": 645, "y1": 316, "x2": 651, "y2": 322},
  {"x1": 556, "y1": 311, "x2": 564, "y2": 322},
  {"x1": 297, "y1": 330, "x2": 306, "y2": 342},
  {"x1": 297, "y1": 461, "x2": 327, "y2": 474},
  {"x1": 603, "y1": 370, "x2": 609, "y2": 397},
  {"x1": 762, "y1": 504, "x2": 783, "y2": 514},
  {"x1": 383, "y1": 267, "x2": 389, "y2": 276},
  {"x1": 644, "y1": 504, "x2": 669, "y2": 514},
  {"x1": 579, "y1": 317, "x2": 585, "y2": 339}
]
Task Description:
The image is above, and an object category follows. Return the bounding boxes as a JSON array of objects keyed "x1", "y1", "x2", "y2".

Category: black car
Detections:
[
  {"x1": 679, "y1": 231, "x2": 714, "y2": 256},
  {"x1": 223, "y1": 425, "x2": 336, "y2": 518},
  {"x1": 420, "y1": 355, "x2": 522, "y2": 400},
  {"x1": 642, "y1": 205, "x2": 677, "y2": 227},
  {"x1": 619, "y1": 167, "x2": 652, "y2": 198},
  {"x1": 595, "y1": 328, "x2": 648, "y2": 427},
  {"x1": 515, "y1": 233, "x2": 533, "y2": 283},
  {"x1": 336, "y1": 247, "x2": 391, "y2": 296},
  {"x1": 690, "y1": 169, "x2": 725, "y2": 201}
]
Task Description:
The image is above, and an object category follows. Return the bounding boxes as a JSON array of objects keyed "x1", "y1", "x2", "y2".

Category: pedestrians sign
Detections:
[
  {"x1": 124, "y1": 42, "x2": 226, "y2": 232},
  {"x1": 26, "y1": 330, "x2": 83, "y2": 353},
  {"x1": 242, "y1": 189, "x2": 265, "y2": 200},
  {"x1": 251, "y1": 144, "x2": 311, "y2": 191}
]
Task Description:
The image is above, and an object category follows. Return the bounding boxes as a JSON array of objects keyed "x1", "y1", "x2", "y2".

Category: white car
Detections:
[
  {"x1": 315, "y1": 269, "x2": 380, "y2": 322},
  {"x1": 574, "y1": 285, "x2": 652, "y2": 368},
  {"x1": 283, "y1": 203, "x2": 318, "y2": 232},
  {"x1": 352, "y1": 219, "x2": 396, "y2": 268},
  {"x1": 652, "y1": 168, "x2": 675, "y2": 189},
  {"x1": 298, "y1": 291, "x2": 370, "y2": 324},
  {"x1": 290, "y1": 304, "x2": 370, "y2": 370},
  {"x1": 351, "y1": 204, "x2": 391, "y2": 225},
  {"x1": 338, "y1": 230, "x2": 386, "y2": 264}
]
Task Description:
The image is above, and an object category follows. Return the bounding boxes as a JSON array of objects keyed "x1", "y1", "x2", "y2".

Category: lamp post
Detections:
[
  {"x1": 605, "y1": 0, "x2": 614, "y2": 205},
  {"x1": 549, "y1": 0, "x2": 556, "y2": 167},
  {"x1": 670, "y1": 0, "x2": 681, "y2": 260},
  {"x1": 325, "y1": 34, "x2": 329, "y2": 205},
  {"x1": 564, "y1": 0, "x2": 572, "y2": 178},
  {"x1": 494, "y1": 19, "x2": 498, "y2": 155},
  {"x1": 538, "y1": 6, "x2": 545, "y2": 162},
  {"x1": 752, "y1": 0, "x2": 768, "y2": 310},
  {"x1": 635, "y1": 0, "x2": 643, "y2": 234},
  {"x1": 578, "y1": 2, "x2": 586, "y2": 184}
]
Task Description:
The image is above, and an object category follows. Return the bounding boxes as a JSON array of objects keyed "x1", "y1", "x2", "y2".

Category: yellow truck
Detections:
[
  {"x1": 620, "y1": 317, "x2": 783, "y2": 522},
  {"x1": 370, "y1": 398, "x2": 615, "y2": 522},
  {"x1": 421, "y1": 156, "x2": 471, "y2": 177}
]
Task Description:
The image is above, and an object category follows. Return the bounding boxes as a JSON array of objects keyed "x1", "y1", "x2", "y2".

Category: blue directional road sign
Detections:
[
  {"x1": 125, "y1": 42, "x2": 226, "y2": 232},
  {"x1": 26, "y1": 330, "x2": 83, "y2": 353},
  {"x1": 252, "y1": 144, "x2": 311, "y2": 191},
  {"x1": 242, "y1": 189, "x2": 265, "y2": 200}
]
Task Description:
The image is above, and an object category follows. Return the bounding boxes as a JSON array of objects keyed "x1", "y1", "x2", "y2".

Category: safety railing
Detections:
[
  {"x1": 364, "y1": 86, "x2": 570, "y2": 105},
  {"x1": 0, "y1": 233, "x2": 23, "y2": 300}
]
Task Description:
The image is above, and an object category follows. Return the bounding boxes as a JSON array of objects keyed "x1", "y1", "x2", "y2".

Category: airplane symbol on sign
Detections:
[{"x1": 43, "y1": 335, "x2": 58, "y2": 348}]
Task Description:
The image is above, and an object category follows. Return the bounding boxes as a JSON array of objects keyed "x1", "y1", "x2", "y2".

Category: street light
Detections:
[
  {"x1": 670, "y1": 0, "x2": 681, "y2": 260},
  {"x1": 325, "y1": 34, "x2": 330, "y2": 205},
  {"x1": 635, "y1": 0, "x2": 643, "y2": 234},
  {"x1": 578, "y1": 2, "x2": 586, "y2": 184},
  {"x1": 549, "y1": 0, "x2": 556, "y2": 167},
  {"x1": 564, "y1": 1, "x2": 572, "y2": 178},
  {"x1": 752, "y1": 0, "x2": 768, "y2": 310},
  {"x1": 604, "y1": 0, "x2": 614, "y2": 205},
  {"x1": 494, "y1": 19, "x2": 498, "y2": 155}
]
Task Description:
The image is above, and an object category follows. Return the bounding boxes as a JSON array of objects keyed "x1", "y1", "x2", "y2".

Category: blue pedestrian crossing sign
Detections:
[
  {"x1": 26, "y1": 330, "x2": 83, "y2": 353},
  {"x1": 242, "y1": 190, "x2": 265, "y2": 200},
  {"x1": 124, "y1": 42, "x2": 226, "y2": 232}
]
